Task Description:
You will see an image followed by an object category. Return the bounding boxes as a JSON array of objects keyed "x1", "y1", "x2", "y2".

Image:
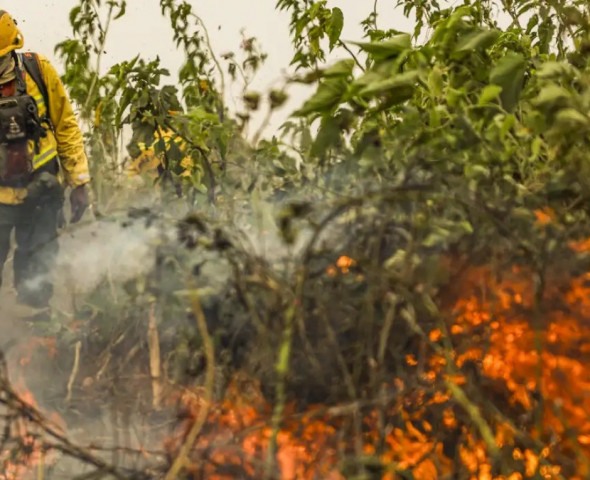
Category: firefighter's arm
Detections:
[{"x1": 38, "y1": 54, "x2": 90, "y2": 188}]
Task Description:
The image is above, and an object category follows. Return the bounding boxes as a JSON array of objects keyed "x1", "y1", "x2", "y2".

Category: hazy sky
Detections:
[
  {"x1": 11, "y1": 1, "x2": 414, "y2": 70},
  {"x1": 8, "y1": 1, "x2": 420, "y2": 136}
]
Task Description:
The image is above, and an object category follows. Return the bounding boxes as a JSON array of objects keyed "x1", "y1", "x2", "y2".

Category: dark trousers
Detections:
[{"x1": 0, "y1": 167, "x2": 63, "y2": 309}]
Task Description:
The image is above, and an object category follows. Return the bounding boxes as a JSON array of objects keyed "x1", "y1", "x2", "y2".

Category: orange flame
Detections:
[
  {"x1": 5, "y1": 239, "x2": 590, "y2": 478},
  {"x1": 1, "y1": 336, "x2": 63, "y2": 479},
  {"x1": 165, "y1": 240, "x2": 590, "y2": 478}
]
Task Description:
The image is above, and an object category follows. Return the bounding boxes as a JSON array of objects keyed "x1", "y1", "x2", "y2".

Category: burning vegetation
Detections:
[{"x1": 2, "y1": 200, "x2": 590, "y2": 479}]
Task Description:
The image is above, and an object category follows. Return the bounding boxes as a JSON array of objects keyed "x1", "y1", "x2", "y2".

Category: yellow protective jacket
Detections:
[
  {"x1": 0, "y1": 53, "x2": 90, "y2": 205},
  {"x1": 126, "y1": 128, "x2": 192, "y2": 179}
]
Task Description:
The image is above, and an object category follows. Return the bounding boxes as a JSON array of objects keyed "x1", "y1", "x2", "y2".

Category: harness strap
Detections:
[
  {"x1": 17, "y1": 52, "x2": 53, "y2": 131},
  {"x1": 11, "y1": 53, "x2": 27, "y2": 97}
]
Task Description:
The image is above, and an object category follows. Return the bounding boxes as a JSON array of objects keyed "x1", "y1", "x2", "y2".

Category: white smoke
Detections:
[{"x1": 56, "y1": 217, "x2": 163, "y2": 294}]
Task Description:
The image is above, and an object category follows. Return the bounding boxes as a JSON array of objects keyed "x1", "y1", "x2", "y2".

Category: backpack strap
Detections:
[{"x1": 18, "y1": 52, "x2": 52, "y2": 129}]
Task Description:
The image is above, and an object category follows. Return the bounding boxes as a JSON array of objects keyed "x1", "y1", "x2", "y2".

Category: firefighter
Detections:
[
  {"x1": 125, "y1": 122, "x2": 193, "y2": 201},
  {"x1": 0, "y1": 11, "x2": 90, "y2": 319}
]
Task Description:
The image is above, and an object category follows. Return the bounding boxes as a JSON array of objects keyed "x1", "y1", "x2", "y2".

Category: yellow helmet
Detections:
[{"x1": 0, "y1": 11, "x2": 23, "y2": 57}]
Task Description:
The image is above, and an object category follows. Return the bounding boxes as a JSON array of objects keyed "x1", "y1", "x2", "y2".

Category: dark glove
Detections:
[{"x1": 70, "y1": 184, "x2": 89, "y2": 224}]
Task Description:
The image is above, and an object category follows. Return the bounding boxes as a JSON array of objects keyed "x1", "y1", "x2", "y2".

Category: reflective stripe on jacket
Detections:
[{"x1": 0, "y1": 53, "x2": 90, "y2": 205}]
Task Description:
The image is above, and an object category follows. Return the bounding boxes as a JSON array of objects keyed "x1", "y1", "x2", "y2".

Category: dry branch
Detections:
[{"x1": 164, "y1": 286, "x2": 215, "y2": 480}]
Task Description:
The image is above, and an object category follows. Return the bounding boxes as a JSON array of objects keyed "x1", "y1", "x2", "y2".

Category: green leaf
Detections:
[
  {"x1": 459, "y1": 220, "x2": 474, "y2": 234},
  {"x1": 375, "y1": 86, "x2": 416, "y2": 110},
  {"x1": 447, "y1": 88, "x2": 465, "y2": 107},
  {"x1": 465, "y1": 164, "x2": 490, "y2": 179},
  {"x1": 525, "y1": 13, "x2": 539, "y2": 34},
  {"x1": 356, "y1": 70, "x2": 419, "y2": 98},
  {"x1": 269, "y1": 89, "x2": 289, "y2": 109},
  {"x1": 114, "y1": 1, "x2": 127, "y2": 20},
  {"x1": 489, "y1": 53, "x2": 526, "y2": 112},
  {"x1": 478, "y1": 85, "x2": 503, "y2": 105},
  {"x1": 116, "y1": 88, "x2": 134, "y2": 125},
  {"x1": 537, "y1": 61, "x2": 576, "y2": 79},
  {"x1": 310, "y1": 117, "x2": 341, "y2": 157},
  {"x1": 423, "y1": 227, "x2": 451, "y2": 248},
  {"x1": 563, "y1": 6, "x2": 585, "y2": 26},
  {"x1": 69, "y1": 6, "x2": 82, "y2": 27},
  {"x1": 500, "y1": 114, "x2": 516, "y2": 140},
  {"x1": 532, "y1": 85, "x2": 572, "y2": 109},
  {"x1": 349, "y1": 34, "x2": 412, "y2": 61},
  {"x1": 327, "y1": 7, "x2": 344, "y2": 51},
  {"x1": 133, "y1": 123, "x2": 156, "y2": 147},
  {"x1": 166, "y1": 138, "x2": 185, "y2": 165},
  {"x1": 427, "y1": 66, "x2": 444, "y2": 97},
  {"x1": 454, "y1": 29, "x2": 500, "y2": 54},
  {"x1": 554, "y1": 108, "x2": 589, "y2": 127},
  {"x1": 243, "y1": 91, "x2": 261, "y2": 111},
  {"x1": 429, "y1": 107, "x2": 441, "y2": 128},
  {"x1": 323, "y1": 59, "x2": 355, "y2": 78},
  {"x1": 351, "y1": 71, "x2": 386, "y2": 91},
  {"x1": 188, "y1": 106, "x2": 220, "y2": 123},
  {"x1": 294, "y1": 78, "x2": 348, "y2": 116},
  {"x1": 530, "y1": 136, "x2": 543, "y2": 160}
]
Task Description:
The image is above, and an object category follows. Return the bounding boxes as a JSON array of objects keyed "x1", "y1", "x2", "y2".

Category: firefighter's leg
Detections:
[
  {"x1": 0, "y1": 205, "x2": 16, "y2": 291},
  {"x1": 14, "y1": 181, "x2": 63, "y2": 309}
]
